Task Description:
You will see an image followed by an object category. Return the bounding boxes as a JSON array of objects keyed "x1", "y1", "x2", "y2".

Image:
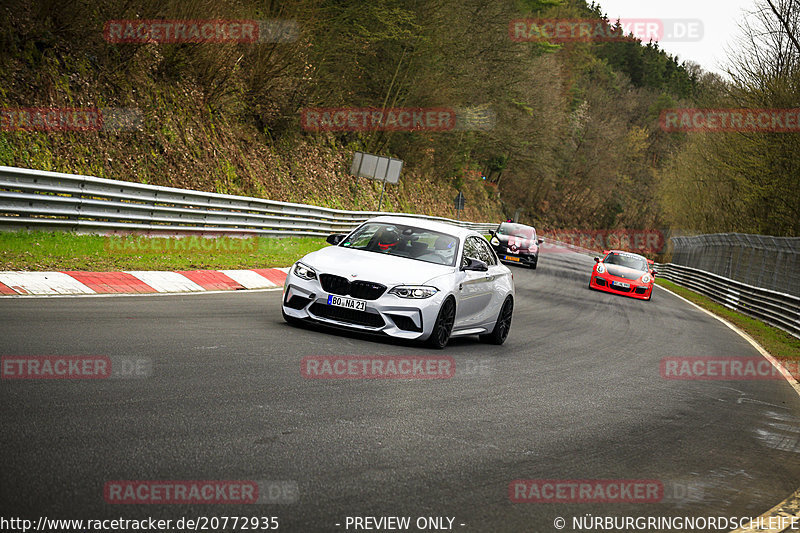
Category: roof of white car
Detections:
[{"x1": 364, "y1": 215, "x2": 478, "y2": 238}]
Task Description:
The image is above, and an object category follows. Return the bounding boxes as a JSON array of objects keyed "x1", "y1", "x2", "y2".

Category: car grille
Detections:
[
  {"x1": 634, "y1": 286, "x2": 648, "y2": 294},
  {"x1": 388, "y1": 314, "x2": 422, "y2": 332},
  {"x1": 319, "y1": 273, "x2": 350, "y2": 295},
  {"x1": 595, "y1": 277, "x2": 607, "y2": 287},
  {"x1": 319, "y1": 274, "x2": 386, "y2": 300},
  {"x1": 309, "y1": 302, "x2": 385, "y2": 327},
  {"x1": 499, "y1": 246, "x2": 532, "y2": 255},
  {"x1": 610, "y1": 284, "x2": 632, "y2": 293},
  {"x1": 285, "y1": 295, "x2": 312, "y2": 309}
]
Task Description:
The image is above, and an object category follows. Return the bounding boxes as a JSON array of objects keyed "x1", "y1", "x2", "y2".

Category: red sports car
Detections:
[{"x1": 589, "y1": 250, "x2": 656, "y2": 301}]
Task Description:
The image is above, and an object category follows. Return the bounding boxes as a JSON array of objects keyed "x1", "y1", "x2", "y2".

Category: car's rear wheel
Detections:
[
  {"x1": 427, "y1": 297, "x2": 456, "y2": 349},
  {"x1": 480, "y1": 296, "x2": 514, "y2": 345}
]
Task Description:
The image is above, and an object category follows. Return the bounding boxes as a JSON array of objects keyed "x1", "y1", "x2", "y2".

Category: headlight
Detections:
[
  {"x1": 293, "y1": 262, "x2": 317, "y2": 280},
  {"x1": 641, "y1": 274, "x2": 652, "y2": 283},
  {"x1": 596, "y1": 264, "x2": 606, "y2": 274},
  {"x1": 389, "y1": 285, "x2": 439, "y2": 299},
  {"x1": 490, "y1": 236, "x2": 500, "y2": 246}
]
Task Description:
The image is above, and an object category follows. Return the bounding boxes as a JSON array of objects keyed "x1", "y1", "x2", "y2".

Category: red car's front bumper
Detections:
[{"x1": 589, "y1": 273, "x2": 653, "y2": 300}]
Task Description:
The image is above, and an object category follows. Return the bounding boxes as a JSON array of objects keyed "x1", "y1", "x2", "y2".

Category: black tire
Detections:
[
  {"x1": 282, "y1": 308, "x2": 302, "y2": 326},
  {"x1": 427, "y1": 297, "x2": 456, "y2": 349},
  {"x1": 480, "y1": 296, "x2": 514, "y2": 345},
  {"x1": 529, "y1": 258, "x2": 538, "y2": 270}
]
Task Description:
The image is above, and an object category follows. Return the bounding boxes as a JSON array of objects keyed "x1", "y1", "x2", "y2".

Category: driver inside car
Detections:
[{"x1": 375, "y1": 226, "x2": 401, "y2": 252}]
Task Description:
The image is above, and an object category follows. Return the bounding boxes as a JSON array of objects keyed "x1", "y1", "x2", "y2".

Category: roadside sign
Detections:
[
  {"x1": 350, "y1": 152, "x2": 403, "y2": 184},
  {"x1": 350, "y1": 151, "x2": 404, "y2": 211},
  {"x1": 454, "y1": 191, "x2": 465, "y2": 210}
]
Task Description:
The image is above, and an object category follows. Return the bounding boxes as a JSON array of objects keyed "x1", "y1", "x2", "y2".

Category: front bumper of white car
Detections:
[{"x1": 281, "y1": 267, "x2": 446, "y2": 340}]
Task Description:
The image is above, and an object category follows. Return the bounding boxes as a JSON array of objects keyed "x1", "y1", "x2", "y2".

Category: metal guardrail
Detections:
[
  {"x1": 0, "y1": 166, "x2": 497, "y2": 236},
  {"x1": 671, "y1": 233, "x2": 800, "y2": 298},
  {"x1": 656, "y1": 263, "x2": 800, "y2": 339}
]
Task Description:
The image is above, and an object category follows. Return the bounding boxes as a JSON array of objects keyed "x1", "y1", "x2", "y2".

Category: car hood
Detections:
[
  {"x1": 301, "y1": 246, "x2": 456, "y2": 286},
  {"x1": 604, "y1": 264, "x2": 646, "y2": 281}
]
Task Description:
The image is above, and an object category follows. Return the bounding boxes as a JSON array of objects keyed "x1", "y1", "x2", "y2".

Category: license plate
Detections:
[
  {"x1": 611, "y1": 281, "x2": 630, "y2": 288},
  {"x1": 327, "y1": 294, "x2": 366, "y2": 311},
  {"x1": 505, "y1": 256, "x2": 520, "y2": 262}
]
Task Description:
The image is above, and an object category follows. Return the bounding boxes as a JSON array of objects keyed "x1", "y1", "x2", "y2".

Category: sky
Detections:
[{"x1": 594, "y1": 0, "x2": 758, "y2": 76}]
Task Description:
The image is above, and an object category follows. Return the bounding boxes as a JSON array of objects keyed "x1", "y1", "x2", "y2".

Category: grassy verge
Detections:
[
  {"x1": 0, "y1": 231, "x2": 328, "y2": 271},
  {"x1": 656, "y1": 278, "x2": 800, "y2": 363}
]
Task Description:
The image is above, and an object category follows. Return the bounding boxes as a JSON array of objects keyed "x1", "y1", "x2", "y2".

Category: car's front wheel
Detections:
[
  {"x1": 480, "y1": 295, "x2": 514, "y2": 345},
  {"x1": 427, "y1": 297, "x2": 456, "y2": 349}
]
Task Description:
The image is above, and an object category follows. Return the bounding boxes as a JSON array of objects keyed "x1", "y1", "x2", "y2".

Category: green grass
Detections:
[
  {"x1": 656, "y1": 278, "x2": 800, "y2": 364},
  {"x1": 0, "y1": 231, "x2": 327, "y2": 271}
]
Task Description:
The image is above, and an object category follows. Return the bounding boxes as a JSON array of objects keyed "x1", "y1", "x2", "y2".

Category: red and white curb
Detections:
[{"x1": 0, "y1": 268, "x2": 290, "y2": 296}]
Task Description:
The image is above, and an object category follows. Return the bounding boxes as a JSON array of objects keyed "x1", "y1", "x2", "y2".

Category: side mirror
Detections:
[
  {"x1": 326, "y1": 234, "x2": 346, "y2": 245},
  {"x1": 538, "y1": 238, "x2": 544, "y2": 245},
  {"x1": 651, "y1": 269, "x2": 658, "y2": 277},
  {"x1": 489, "y1": 230, "x2": 496, "y2": 237},
  {"x1": 594, "y1": 257, "x2": 600, "y2": 263},
  {"x1": 461, "y1": 258, "x2": 489, "y2": 272}
]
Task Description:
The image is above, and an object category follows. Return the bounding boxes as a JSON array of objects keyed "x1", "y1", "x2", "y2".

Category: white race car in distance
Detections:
[{"x1": 281, "y1": 216, "x2": 515, "y2": 348}]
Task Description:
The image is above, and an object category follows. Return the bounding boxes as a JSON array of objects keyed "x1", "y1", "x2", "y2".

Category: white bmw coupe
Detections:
[{"x1": 281, "y1": 216, "x2": 515, "y2": 348}]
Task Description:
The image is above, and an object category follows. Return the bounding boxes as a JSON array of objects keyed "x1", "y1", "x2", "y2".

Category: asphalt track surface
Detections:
[{"x1": 2, "y1": 249, "x2": 799, "y2": 532}]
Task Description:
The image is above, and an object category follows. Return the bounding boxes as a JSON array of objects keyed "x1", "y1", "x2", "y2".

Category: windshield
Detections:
[
  {"x1": 497, "y1": 223, "x2": 535, "y2": 239},
  {"x1": 604, "y1": 252, "x2": 648, "y2": 271},
  {"x1": 340, "y1": 222, "x2": 459, "y2": 266}
]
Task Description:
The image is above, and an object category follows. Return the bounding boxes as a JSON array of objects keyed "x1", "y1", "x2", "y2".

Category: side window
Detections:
[
  {"x1": 464, "y1": 236, "x2": 494, "y2": 266},
  {"x1": 462, "y1": 237, "x2": 481, "y2": 267},
  {"x1": 476, "y1": 238, "x2": 498, "y2": 266}
]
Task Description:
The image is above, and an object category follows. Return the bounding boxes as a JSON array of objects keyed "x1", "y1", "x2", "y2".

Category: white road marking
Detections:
[
  {"x1": 219, "y1": 269, "x2": 278, "y2": 289},
  {"x1": 0, "y1": 271, "x2": 95, "y2": 295},
  {"x1": 124, "y1": 271, "x2": 205, "y2": 293}
]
